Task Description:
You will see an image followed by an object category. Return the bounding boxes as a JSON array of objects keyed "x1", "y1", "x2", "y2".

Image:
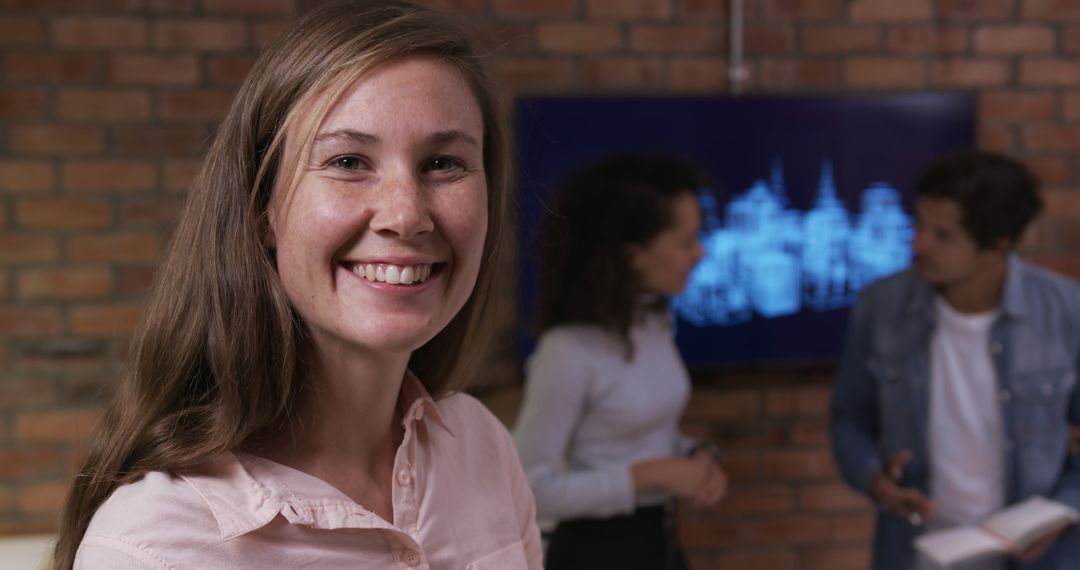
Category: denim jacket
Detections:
[{"x1": 830, "y1": 256, "x2": 1080, "y2": 570}]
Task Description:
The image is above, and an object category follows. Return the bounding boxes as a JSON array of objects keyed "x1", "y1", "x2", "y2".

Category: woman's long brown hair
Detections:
[{"x1": 52, "y1": 2, "x2": 510, "y2": 567}]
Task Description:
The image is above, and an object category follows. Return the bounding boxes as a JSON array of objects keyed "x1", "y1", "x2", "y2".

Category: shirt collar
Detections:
[
  {"x1": 904, "y1": 254, "x2": 1025, "y2": 321},
  {"x1": 183, "y1": 451, "x2": 402, "y2": 540},
  {"x1": 904, "y1": 271, "x2": 936, "y2": 321},
  {"x1": 179, "y1": 452, "x2": 285, "y2": 540},
  {"x1": 181, "y1": 369, "x2": 453, "y2": 540},
  {"x1": 999, "y1": 254, "x2": 1028, "y2": 320},
  {"x1": 400, "y1": 370, "x2": 453, "y2": 436}
]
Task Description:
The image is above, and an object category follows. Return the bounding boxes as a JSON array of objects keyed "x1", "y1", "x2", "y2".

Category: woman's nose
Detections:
[{"x1": 369, "y1": 170, "x2": 434, "y2": 241}]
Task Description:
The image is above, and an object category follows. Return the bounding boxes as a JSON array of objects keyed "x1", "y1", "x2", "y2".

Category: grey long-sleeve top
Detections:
[{"x1": 512, "y1": 312, "x2": 694, "y2": 522}]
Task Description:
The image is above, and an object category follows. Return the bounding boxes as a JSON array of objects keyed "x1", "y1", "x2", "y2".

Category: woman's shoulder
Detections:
[
  {"x1": 433, "y1": 391, "x2": 504, "y2": 432},
  {"x1": 432, "y1": 392, "x2": 518, "y2": 448},
  {"x1": 429, "y1": 392, "x2": 530, "y2": 479},
  {"x1": 534, "y1": 323, "x2": 621, "y2": 358},
  {"x1": 79, "y1": 469, "x2": 220, "y2": 566},
  {"x1": 89, "y1": 469, "x2": 216, "y2": 531}
]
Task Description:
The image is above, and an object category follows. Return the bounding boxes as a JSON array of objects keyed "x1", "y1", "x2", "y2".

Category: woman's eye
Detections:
[
  {"x1": 427, "y1": 156, "x2": 464, "y2": 172},
  {"x1": 330, "y1": 155, "x2": 362, "y2": 171}
]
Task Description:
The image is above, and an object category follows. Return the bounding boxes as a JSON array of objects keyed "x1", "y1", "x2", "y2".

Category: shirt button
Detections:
[
  {"x1": 1043, "y1": 383, "x2": 1055, "y2": 396},
  {"x1": 885, "y1": 368, "x2": 898, "y2": 381},
  {"x1": 413, "y1": 407, "x2": 424, "y2": 422},
  {"x1": 397, "y1": 468, "x2": 412, "y2": 486},
  {"x1": 990, "y1": 342, "x2": 1003, "y2": 355},
  {"x1": 1000, "y1": 390, "x2": 1012, "y2": 403},
  {"x1": 403, "y1": 549, "x2": 421, "y2": 566}
]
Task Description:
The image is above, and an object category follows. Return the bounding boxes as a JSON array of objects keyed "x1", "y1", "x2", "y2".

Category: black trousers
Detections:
[{"x1": 544, "y1": 504, "x2": 689, "y2": 570}]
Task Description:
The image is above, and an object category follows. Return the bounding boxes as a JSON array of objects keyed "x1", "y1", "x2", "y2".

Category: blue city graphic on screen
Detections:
[
  {"x1": 675, "y1": 159, "x2": 913, "y2": 327},
  {"x1": 516, "y1": 94, "x2": 975, "y2": 366}
]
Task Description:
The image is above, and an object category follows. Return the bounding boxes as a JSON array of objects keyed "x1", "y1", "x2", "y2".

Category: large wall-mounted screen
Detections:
[{"x1": 516, "y1": 94, "x2": 976, "y2": 367}]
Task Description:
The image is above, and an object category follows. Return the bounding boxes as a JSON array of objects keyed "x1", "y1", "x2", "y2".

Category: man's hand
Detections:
[
  {"x1": 1013, "y1": 526, "x2": 1068, "y2": 564},
  {"x1": 869, "y1": 450, "x2": 935, "y2": 524}
]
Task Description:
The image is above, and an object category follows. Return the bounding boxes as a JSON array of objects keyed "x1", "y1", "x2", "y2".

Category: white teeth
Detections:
[
  {"x1": 351, "y1": 263, "x2": 433, "y2": 285},
  {"x1": 385, "y1": 265, "x2": 400, "y2": 284}
]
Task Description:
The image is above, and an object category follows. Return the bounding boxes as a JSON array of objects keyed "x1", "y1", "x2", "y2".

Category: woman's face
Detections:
[
  {"x1": 268, "y1": 57, "x2": 487, "y2": 358},
  {"x1": 627, "y1": 192, "x2": 704, "y2": 296}
]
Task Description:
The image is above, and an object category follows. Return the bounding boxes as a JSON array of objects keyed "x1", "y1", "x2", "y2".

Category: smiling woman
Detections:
[
  {"x1": 51, "y1": 2, "x2": 541, "y2": 569},
  {"x1": 270, "y1": 58, "x2": 489, "y2": 359}
]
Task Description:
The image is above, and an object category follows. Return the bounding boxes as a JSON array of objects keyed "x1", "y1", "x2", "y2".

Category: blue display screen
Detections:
[{"x1": 516, "y1": 94, "x2": 975, "y2": 367}]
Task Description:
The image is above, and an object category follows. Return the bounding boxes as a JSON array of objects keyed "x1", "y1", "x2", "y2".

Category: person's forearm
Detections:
[{"x1": 631, "y1": 458, "x2": 668, "y2": 493}]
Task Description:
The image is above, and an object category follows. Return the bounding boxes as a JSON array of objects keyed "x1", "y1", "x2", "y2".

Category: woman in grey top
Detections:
[{"x1": 513, "y1": 154, "x2": 728, "y2": 569}]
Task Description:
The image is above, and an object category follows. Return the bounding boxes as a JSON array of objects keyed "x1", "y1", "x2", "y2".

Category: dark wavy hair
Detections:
[
  {"x1": 534, "y1": 153, "x2": 699, "y2": 358},
  {"x1": 916, "y1": 149, "x2": 1042, "y2": 249}
]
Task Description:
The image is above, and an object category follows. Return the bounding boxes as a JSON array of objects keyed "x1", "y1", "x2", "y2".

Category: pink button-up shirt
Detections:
[{"x1": 74, "y1": 375, "x2": 543, "y2": 569}]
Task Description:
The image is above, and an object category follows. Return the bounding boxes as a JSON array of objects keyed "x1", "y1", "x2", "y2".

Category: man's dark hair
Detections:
[
  {"x1": 534, "y1": 153, "x2": 699, "y2": 358},
  {"x1": 915, "y1": 149, "x2": 1042, "y2": 249}
]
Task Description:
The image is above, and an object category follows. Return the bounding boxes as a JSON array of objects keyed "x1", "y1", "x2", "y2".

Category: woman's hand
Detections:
[
  {"x1": 631, "y1": 453, "x2": 727, "y2": 508},
  {"x1": 687, "y1": 449, "x2": 727, "y2": 509}
]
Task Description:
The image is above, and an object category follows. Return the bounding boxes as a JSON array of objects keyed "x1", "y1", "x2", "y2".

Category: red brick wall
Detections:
[
  {"x1": 676, "y1": 372, "x2": 867, "y2": 569},
  {"x1": 2, "y1": 0, "x2": 1078, "y2": 566}
]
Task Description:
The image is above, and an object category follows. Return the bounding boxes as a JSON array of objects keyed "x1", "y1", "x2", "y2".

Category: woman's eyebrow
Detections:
[
  {"x1": 427, "y1": 129, "x2": 480, "y2": 148},
  {"x1": 311, "y1": 128, "x2": 480, "y2": 149},
  {"x1": 313, "y1": 128, "x2": 379, "y2": 146}
]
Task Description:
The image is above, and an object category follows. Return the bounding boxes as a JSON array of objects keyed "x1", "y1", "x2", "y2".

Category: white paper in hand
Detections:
[
  {"x1": 915, "y1": 526, "x2": 1004, "y2": 567},
  {"x1": 915, "y1": 496, "x2": 1079, "y2": 568}
]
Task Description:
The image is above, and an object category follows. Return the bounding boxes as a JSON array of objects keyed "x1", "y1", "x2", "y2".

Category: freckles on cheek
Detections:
[
  {"x1": 443, "y1": 184, "x2": 485, "y2": 213},
  {"x1": 439, "y1": 191, "x2": 487, "y2": 238}
]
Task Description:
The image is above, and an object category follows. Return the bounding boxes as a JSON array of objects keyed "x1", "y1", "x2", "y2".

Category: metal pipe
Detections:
[{"x1": 729, "y1": 0, "x2": 748, "y2": 94}]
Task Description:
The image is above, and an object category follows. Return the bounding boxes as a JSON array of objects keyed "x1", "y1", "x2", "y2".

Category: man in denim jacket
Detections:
[{"x1": 831, "y1": 150, "x2": 1080, "y2": 570}]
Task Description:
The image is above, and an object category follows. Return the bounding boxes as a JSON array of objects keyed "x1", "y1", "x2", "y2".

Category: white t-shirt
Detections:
[{"x1": 917, "y1": 296, "x2": 1005, "y2": 570}]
